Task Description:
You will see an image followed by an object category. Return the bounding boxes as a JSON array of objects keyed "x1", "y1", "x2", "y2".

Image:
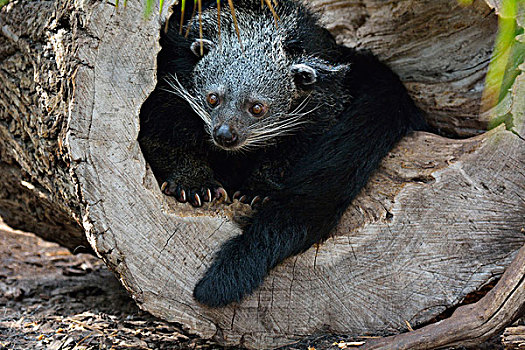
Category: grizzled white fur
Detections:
[{"x1": 172, "y1": 5, "x2": 347, "y2": 151}]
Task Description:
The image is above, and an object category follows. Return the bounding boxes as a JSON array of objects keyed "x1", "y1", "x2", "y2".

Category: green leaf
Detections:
[
  {"x1": 483, "y1": 0, "x2": 524, "y2": 128},
  {"x1": 144, "y1": 0, "x2": 153, "y2": 18}
]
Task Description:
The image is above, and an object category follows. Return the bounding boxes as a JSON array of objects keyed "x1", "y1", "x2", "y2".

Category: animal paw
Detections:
[
  {"x1": 232, "y1": 191, "x2": 270, "y2": 209},
  {"x1": 161, "y1": 178, "x2": 228, "y2": 207}
]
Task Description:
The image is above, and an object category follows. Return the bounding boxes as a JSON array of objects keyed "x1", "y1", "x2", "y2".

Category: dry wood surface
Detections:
[
  {"x1": 502, "y1": 326, "x2": 525, "y2": 349},
  {"x1": 0, "y1": 0, "x2": 524, "y2": 348}
]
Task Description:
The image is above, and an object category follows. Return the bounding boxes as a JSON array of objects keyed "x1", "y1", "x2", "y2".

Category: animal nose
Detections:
[{"x1": 213, "y1": 124, "x2": 239, "y2": 147}]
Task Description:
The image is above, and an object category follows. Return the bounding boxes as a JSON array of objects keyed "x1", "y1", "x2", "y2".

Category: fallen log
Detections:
[
  {"x1": 361, "y1": 243, "x2": 525, "y2": 349},
  {"x1": 0, "y1": 0, "x2": 523, "y2": 348}
]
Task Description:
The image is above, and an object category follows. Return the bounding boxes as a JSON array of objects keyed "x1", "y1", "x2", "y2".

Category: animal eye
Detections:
[
  {"x1": 250, "y1": 103, "x2": 266, "y2": 116},
  {"x1": 207, "y1": 93, "x2": 220, "y2": 107}
]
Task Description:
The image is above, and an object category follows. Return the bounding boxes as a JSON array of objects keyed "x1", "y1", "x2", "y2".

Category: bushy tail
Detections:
[{"x1": 193, "y1": 205, "x2": 308, "y2": 307}]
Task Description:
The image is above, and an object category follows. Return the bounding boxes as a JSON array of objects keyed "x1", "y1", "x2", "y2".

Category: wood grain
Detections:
[{"x1": 361, "y1": 243, "x2": 525, "y2": 349}]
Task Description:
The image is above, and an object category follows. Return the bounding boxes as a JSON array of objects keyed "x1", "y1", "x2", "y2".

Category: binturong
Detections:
[{"x1": 138, "y1": 0, "x2": 428, "y2": 307}]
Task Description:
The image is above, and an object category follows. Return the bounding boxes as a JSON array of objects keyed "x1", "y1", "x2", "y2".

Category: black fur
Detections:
[{"x1": 139, "y1": 0, "x2": 427, "y2": 307}]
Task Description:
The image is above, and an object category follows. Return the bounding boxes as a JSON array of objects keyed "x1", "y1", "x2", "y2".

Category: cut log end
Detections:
[{"x1": 0, "y1": 0, "x2": 524, "y2": 349}]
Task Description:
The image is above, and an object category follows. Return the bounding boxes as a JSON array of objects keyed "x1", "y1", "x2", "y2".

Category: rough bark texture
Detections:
[
  {"x1": 0, "y1": 0, "x2": 86, "y2": 250},
  {"x1": 0, "y1": 0, "x2": 524, "y2": 349}
]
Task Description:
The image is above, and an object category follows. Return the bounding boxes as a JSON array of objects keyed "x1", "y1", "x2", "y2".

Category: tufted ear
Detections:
[
  {"x1": 291, "y1": 64, "x2": 317, "y2": 86},
  {"x1": 190, "y1": 39, "x2": 215, "y2": 57},
  {"x1": 291, "y1": 61, "x2": 349, "y2": 87}
]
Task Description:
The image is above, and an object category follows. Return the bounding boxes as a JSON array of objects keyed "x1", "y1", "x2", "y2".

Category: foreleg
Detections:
[{"x1": 138, "y1": 90, "x2": 224, "y2": 206}]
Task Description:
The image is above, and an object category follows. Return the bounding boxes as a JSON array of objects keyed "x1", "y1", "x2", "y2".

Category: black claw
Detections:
[
  {"x1": 232, "y1": 191, "x2": 242, "y2": 200},
  {"x1": 262, "y1": 196, "x2": 270, "y2": 205},
  {"x1": 192, "y1": 193, "x2": 202, "y2": 207},
  {"x1": 206, "y1": 188, "x2": 212, "y2": 201},
  {"x1": 178, "y1": 188, "x2": 187, "y2": 203},
  {"x1": 215, "y1": 187, "x2": 228, "y2": 202},
  {"x1": 161, "y1": 180, "x2": 226, "y2": 206},
  {"x1": 239, "y1": 195, "x2": 247, "y2": 203},
  {"x1": 201, "y1": 187, "x2": 212, "y2": 202},
  {"x1": 250, "y1": 196, "x2": 261, "y2": 208}
]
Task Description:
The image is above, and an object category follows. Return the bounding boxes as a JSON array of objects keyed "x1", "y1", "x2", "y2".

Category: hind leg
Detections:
[{"x1": 227, "y1": 155, "x2": 293, "y2": 207}]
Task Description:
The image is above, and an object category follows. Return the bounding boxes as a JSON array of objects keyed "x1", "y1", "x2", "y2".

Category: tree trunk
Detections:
[{"x1": 0, "y1": 0, "x2": 523, "y2": 348}]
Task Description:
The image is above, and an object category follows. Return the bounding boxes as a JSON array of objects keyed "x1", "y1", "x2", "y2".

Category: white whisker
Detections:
[
  {"x1": 244, "y1": 106, "x2": 316, "y2": 147},
  {"x1": 163, "y1": 74, "x2": 213, "y2": 133},
  {"x1": 289, "y1": 93, "x2": 313, "y2": 115}
]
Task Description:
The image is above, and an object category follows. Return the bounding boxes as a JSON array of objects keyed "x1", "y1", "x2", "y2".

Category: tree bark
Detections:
[
  {"x1": 0, "y1": 0, "x2": 524, "y2": 348},
  {"x1": 0, "y1": 0, "x2": 86, "y2": 250}
]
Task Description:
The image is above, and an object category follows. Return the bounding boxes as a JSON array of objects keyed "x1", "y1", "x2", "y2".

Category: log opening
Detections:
[{"x1": 0, "y1": 0, "x2": 523, "y2": 348}]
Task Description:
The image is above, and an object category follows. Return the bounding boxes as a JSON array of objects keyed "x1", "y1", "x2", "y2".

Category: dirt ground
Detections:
[
  {"x1": 0, "y1": 222, "x2": 517, "y2": 350},
  {"x1": 0, "y1": 223, "x2": 360, "y2": 350}
]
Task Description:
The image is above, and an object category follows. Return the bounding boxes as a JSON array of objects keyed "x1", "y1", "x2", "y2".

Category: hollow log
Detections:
[
  {"x1": 0, "y1": 0, "x2": 524, "y2": 348},
  {"x1": 362, "y1": 243, "x2": 525, "y2": 349}
]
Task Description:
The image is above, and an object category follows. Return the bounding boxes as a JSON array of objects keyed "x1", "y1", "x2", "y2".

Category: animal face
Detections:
[
  {"x1": 190, "y1": 33, "x2": 300, "y2": 151},
  {"x1": 165, "y1": 8, "x2": 347, "y2": 152}
]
